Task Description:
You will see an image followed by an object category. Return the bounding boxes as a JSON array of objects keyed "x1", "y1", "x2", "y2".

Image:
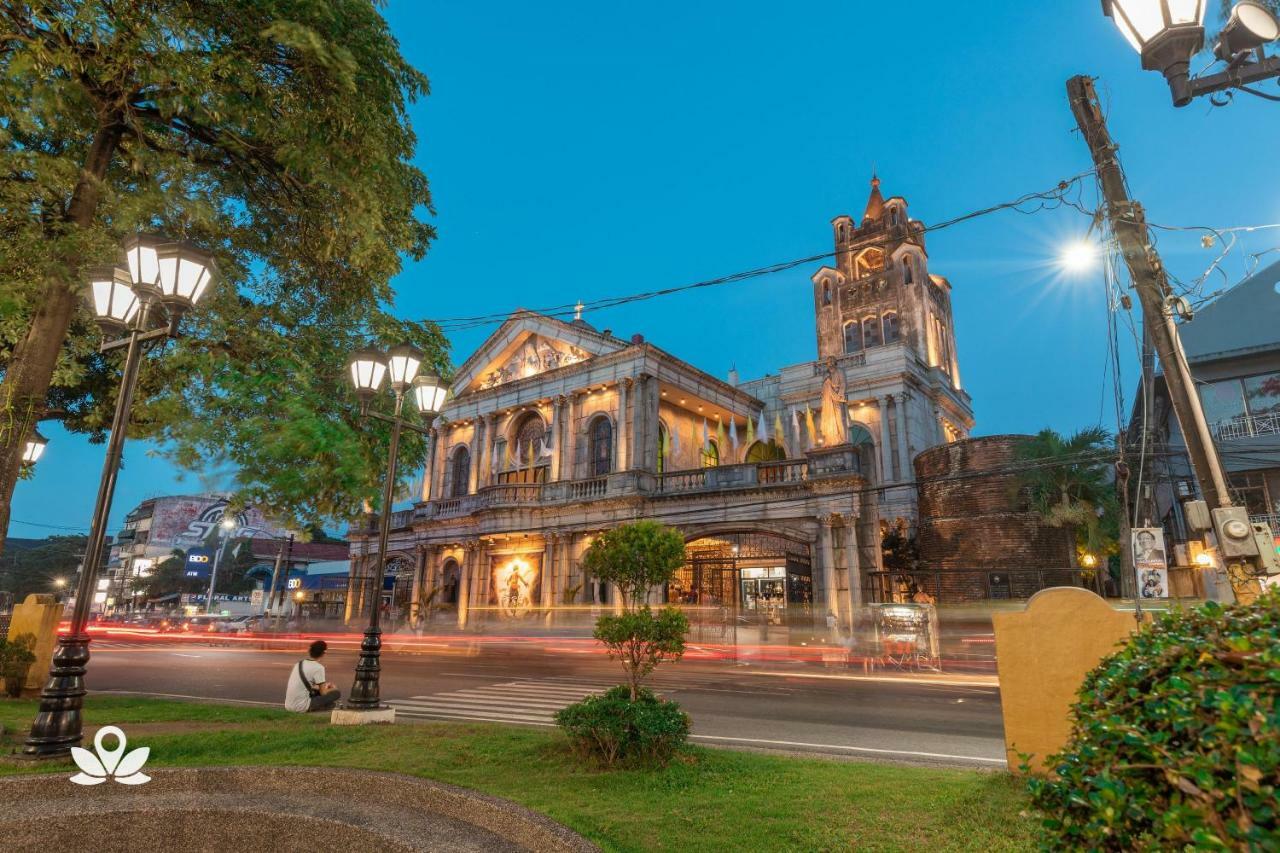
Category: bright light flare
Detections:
[{"x1": 1060, "y1": 241, "x2": 1100, "y2": 273}]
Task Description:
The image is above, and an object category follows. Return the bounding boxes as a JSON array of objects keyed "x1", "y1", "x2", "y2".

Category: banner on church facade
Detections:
[{"x1": 488, "y1": 554, "x2": 543, "y2": 618}]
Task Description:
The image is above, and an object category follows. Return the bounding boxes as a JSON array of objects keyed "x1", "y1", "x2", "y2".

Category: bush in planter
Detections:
[
  {"x1": 1028, "y1": 590, "x2": 1279, "y2": 849},
  {"x1": 0, "y1": 633, "x2": 38, "y2": 698},
  {"x1": 555, "y1": 685, "x2": 691, "y2": 767}
]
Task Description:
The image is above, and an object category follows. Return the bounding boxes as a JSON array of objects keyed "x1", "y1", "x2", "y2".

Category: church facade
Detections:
[{"x1": 345, "y1": 179, "x2": 974, "y2": 632}]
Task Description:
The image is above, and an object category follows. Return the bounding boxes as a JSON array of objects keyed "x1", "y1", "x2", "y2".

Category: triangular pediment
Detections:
[{"x1": 450, "y1": 310, "x2": 628, "y2": 396}]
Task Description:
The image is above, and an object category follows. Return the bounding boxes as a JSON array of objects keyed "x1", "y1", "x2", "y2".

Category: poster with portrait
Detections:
[
  {"x1": 488, "y1": 555, "x2": 542, "y2": 619},
  {"x1": 1131, "y1": 526, "x2": 1169, "y2": 599}
]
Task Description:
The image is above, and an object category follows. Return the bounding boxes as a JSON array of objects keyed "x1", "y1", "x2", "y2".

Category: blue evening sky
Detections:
[{"x1": 11, "y1": 0, "x2": 1280, "y2": 536}]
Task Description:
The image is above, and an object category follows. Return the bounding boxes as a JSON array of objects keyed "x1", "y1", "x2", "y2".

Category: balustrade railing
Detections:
[
  {"x1": 1215, "y1": 410, "x2": 1280, "y2": 440},
  {"x1": 417, "y1": 447, "x2": 859, "y2": 518},
  {"x1": 567, "y1": 476, "x2": 608, "y2": 500},
  {"x1": 658, "y1": 469, "x2": 707, "y2": 492},
  {"x1": 757, "y1": 459, "x2": 809, "y2": 484}
]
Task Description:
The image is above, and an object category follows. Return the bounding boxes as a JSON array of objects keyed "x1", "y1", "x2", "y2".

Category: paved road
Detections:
[{"x1": 85, "y1": 641, "x2": 1006, "y2": 768}]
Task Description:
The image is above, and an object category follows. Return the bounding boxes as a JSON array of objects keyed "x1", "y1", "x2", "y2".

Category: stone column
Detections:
[
  {"x1": 933, "y1": 404, "x2": 946, "y2": 445},
  {"x1": 457, "y1": 543, "x2": 475, "y2": 628},
  {"x1": 565, "y1": 392, "x2": 585, "y2": 481},
  {"x1": 636, "y1": 374, "x2": 659, "y2": 472},
  {"x1": 433, "y1": 421, "x2": 450, "y2": 499},
  {"x1": 551, "y1": 396, "x2": 568, "y2": 481},
  {"x1": 844, "y1": 508, "x2": 863, "y2": 625},
  {"x1": 617, "y1": 378, "x2": 631, "y2": 471},
  {"x1": 421, "y1": 426, "x2": 439, "y2": 502},
  {"x1": 467, "y1": 421, "x2": 482, "y2": 494},
  {"x1": 541, "y1": 535, "x2": 555, "y2": 625},
  {"x1": 878, "y1": 398, "x2": 894, "y2": 484},
  {"x1": 482, "y1": 413, "x2": 498, "y2": 485},
  {"x1": 895, "y1": 393, "x2": 912, "y2": 483},
  {"x1": 409, "y1": 545, "x2": 426, "y2": 627},
  {"x1": 818, "y1": 514, "x2": 840, "y2": 625}
]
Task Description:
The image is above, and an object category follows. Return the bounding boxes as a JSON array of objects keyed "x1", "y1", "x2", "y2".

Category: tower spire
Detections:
[{"x1": 862, "y1": 173, "x2": 885, "y2": 222}]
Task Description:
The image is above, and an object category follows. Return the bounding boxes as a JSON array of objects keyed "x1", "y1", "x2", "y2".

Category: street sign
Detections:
[
  {"x1": 184, "y1": 548, "x2": 213, "y2": 579},
  {"x1": 250, "y1": 589, "x2": 264, "y2": 608}
]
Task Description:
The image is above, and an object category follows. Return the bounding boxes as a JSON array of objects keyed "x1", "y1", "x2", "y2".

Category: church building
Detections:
[{"x1": 346, "y1": 178, "x2": 975, "y2": 634}]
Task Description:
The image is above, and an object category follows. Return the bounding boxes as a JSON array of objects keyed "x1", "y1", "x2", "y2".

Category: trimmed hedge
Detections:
[
  {"x1": 1029, "y1": 590, "x2": 1280, "y2": 849},
  {"x1": 555, "y1": 685, "x2": 691, "y2": 767}
]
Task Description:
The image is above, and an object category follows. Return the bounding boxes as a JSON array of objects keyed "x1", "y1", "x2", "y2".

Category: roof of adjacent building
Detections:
[{"x1": 1179, "y1": 259, "x2": 1280, "y2": 364}]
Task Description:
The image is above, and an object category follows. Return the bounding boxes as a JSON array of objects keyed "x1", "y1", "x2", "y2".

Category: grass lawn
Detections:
[{"x1": 0, "y1": 697, "x2": 1037, "y2": 852}]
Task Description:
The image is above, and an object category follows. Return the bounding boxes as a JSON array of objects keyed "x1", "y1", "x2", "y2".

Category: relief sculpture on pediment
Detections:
[{"x1": 477, "y1": 334, "x2": 589, "y2": 390}]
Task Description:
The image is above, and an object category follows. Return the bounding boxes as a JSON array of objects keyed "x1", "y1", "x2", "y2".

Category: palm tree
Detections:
[{"x1": 1015, "y1": 427, "x2": 1120, "y2": 568}]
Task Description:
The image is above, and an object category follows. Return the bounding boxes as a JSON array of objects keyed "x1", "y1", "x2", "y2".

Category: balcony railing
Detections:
[
  {"x1": 1215, "y1": 410, "x2": 1280, "y2": 440},
  {"x1": 407, "y1": 444, "x2": 861, "y2": 525}
]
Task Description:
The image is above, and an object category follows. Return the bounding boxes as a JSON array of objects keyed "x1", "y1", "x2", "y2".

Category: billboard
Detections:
[
  {"x1": 148, "y1": 496, "x2": 288, "y2": 550},
  {"x1": 488, "y1": 554, "x2": 542, "y2": 619},
  {"x1": 184, "y1": 547, "x2": 213, "y2": 579}
]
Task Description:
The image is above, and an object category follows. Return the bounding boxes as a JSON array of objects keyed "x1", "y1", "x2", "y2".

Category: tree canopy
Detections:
[
  {"x1": 1015, "y1": 427, "x2": 1120, "y2": 563},
  {"x1": 0, "y1": 0, "x2": 445, "y2": 543}
]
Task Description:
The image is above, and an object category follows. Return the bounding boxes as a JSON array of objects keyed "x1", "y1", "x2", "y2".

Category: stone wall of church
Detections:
[{"x1": 914, "y1": 435, "x2": 1075, "y2": 600}]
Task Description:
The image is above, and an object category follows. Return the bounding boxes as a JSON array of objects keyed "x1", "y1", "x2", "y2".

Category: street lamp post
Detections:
[
  {"x1": 1102, "y1": 0, "x2": 1280, "y2": 105},
  {"x1": 204, "y1": 516, "x2": 238, "y2": 615},
  {"x1": 341, "y1": 345, "x2": 445, "y2": 717},
  {"x1": 23, "y1": 236, "x2": 217, "y2": 758},
  {"x1": 21, "y1": 431, "x2": 48, "y2": 468}
]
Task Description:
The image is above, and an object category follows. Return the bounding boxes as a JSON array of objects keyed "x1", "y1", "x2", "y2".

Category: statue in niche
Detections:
[{"x1": 819, "y1": 356, "x2": 849, "y2": 446}]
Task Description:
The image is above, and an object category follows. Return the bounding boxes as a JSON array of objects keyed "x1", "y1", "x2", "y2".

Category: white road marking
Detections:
[
  {"x1": 688, "y1": 733, "x2": 1007, "y2": 765},
  {"x1": 388, "y1": 679, "x2": 612, "y2": 725}
]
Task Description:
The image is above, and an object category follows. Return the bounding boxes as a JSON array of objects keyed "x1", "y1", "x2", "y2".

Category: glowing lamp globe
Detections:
[
  {"x1": 412, "y1": 373, "x2": 448, "y2": 416},
  {"x1": 86, "y1": 266, "x2": 140, "y2": 332},
  {"x1": 156, "y1": 241, "x2": 218, "y2": 314},
  {"x1": 1103, "y1": 0, "x2": 1207, "y2": 105},
  {"x1": 22, "y1": 431, "x2": 48, "y2": 464},
  {"x1": 122, "y1": 234, "x2": 165, "y2": 303},
  {"x1": 385, "y1": 343, "x2": 424, "y2": 393},
  {"x1": 348, "y1": 348, "x2": 387, "y2": 403}
]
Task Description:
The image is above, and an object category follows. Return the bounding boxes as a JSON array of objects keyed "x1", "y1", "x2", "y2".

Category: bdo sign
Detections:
[{"x1": 184, "y1": 547, "x2": 213, "y2": 579}]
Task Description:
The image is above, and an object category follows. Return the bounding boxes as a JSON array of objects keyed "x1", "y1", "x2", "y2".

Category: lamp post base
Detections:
[
  {"x1": 22, "y1": 633, "x2": 91, "y2": 758},
  {"x1": 331, "y1": 706, "x2": 396, "y2": 726}
]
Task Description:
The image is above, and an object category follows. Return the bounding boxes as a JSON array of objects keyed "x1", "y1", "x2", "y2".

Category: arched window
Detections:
[
  {"x1": 882, "y1": 311, "x2": 900, "y2": 343},
  {"x1": 890, "y1": 208, "x2": 900, "y2": 226},
  {"x1": 855, "y1": 247, "x2": 885, "y2": 279},
  {"x1": 745, "y1": 440, "x2": 786, "y2": 463},
  {"x1": 589, "y1": 416, "x2": 613, "y2": 476},
  {"x1": 901, "y1": 256, "x2": 914, "y2": 284},
  {"x1": 822, "y1": 281, "x2": 831, "y2": 306},
  {"x1": 449, "y1": 446, "x2": 471, "y2": 497},
  {"x1": 700, "y1": 440, "x2": 719, "y2": 468},
  {"x1": 508, "y1": 413, "x2": 548, "y2": 482},
  {"x1": 657, "y1": 423, "x2": 669, "y2": 475},
  {"x1": 863, "y1": 315, "x2": 883, "y2": 348},
  {"x1": 837, "y1": 224, "x2": 845, "y2": 241},
  {"x1": 843, "y1": 320, "x2": 862, "y2": 354}
]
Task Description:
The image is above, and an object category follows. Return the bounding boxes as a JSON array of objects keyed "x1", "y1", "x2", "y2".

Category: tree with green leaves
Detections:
[
  {"x1": 580, "y1": 521, "x2": 689, "y2": 701},
  {"x1": 0, "y1": 1, "x2": 444, "y2": 562},
  {"x1": 1015, "y1": 427, "x2": 1120, "y2": 567}
]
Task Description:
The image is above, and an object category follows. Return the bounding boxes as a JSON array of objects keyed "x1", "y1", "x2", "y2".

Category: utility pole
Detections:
[{"x1": 1067, "y1": 75, "x2": 1271, "y2": 603}]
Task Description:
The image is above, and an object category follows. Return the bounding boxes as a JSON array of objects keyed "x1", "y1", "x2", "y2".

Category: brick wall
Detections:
[{"x1": 914, "y1": 435, "x2": 1074, "y2": 600}]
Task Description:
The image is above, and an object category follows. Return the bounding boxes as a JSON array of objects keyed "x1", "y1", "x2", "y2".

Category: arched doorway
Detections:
[
  {"x1": 384, "y1": 556, "x2": 414, "y2": 628},
  {"x1": 671, "y1": 532, "x2": 813, "y2": 642},
  {"x1": 745, "y1": 439, "x2": 786, "y2": 463},
  {"x1": 440, "y1": 558, "x2": 460, "y2": 606}
]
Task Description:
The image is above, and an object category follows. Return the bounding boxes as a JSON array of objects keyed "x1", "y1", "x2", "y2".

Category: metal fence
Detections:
[{"x1": 864, "y1": 568, "x2": 1095, "y2": 604}]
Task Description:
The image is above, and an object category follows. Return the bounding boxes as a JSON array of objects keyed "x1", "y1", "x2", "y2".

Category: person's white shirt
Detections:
[{"x1": 284, "y1": 658, "x2": 326, "y2": 712}]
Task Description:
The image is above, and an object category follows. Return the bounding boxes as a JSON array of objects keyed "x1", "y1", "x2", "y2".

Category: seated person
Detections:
[{"x1": 285, "y1": 639, "x2": 340, "y2": 712}]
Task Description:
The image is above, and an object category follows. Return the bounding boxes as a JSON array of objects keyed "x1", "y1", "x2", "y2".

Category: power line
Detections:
[{"x1": 402, "y1": 171, "x2": 1100, "y2": 334}]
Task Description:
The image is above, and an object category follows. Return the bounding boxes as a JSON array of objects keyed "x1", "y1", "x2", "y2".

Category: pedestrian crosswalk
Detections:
[{"x1": 388, "y1": 679, "x2": 618, "y2": 726}]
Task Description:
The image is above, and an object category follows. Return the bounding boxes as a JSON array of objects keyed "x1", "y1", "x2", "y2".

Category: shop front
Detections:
[{"x1": 670, "y1": 533, "x2": 813, "y2": 642}]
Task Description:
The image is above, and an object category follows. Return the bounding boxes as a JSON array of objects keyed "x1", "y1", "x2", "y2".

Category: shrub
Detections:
[
  {"x1": 0, "y1": 633, "x2": 37, "y2": 698},
  {"x1": 555, "y1": 685, "x2": 691, "y2": 767},
  {"x1": 594, "y1": 606, "x2": 689, "y2": 701},
  {"x1": 1028, "y1": 590, "x2": 1280, "y2": 849}
]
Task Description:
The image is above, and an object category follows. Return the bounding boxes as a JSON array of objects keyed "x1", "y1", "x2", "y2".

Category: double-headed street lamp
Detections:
[
  {"x1": 24, "y1": 235, "x2": 217, "y2": 758},
  {"x1": 1103, "y1": 0, "x2": 1280, "y2": 105},
  {"x1": 343, "y1": 344, "x2": 446, "y2": 715}
]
